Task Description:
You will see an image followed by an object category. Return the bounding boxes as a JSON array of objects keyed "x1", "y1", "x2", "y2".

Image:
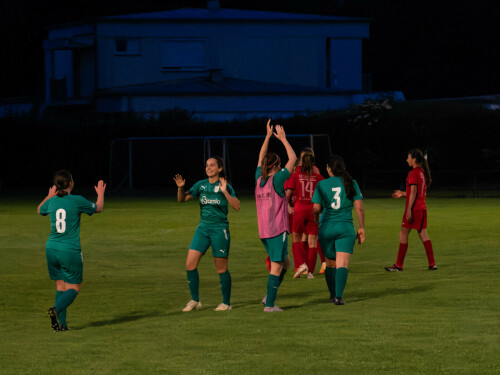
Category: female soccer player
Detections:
[
  {"x1": 174, "y1": 156, "x2": 240, "y2": 312},
  {"x1": 256, "y1": 120, "x2": 297, "y2": 312},
  {"x1": 38, "y1": 170, "x2": 106, "y2": 331},
  {"x1": 385, "y1": 149, "x2": 437, "y2": 271},
  {"x1": 312, "y1": 155, "x2": 365, "y2": 305},
  {"x1": 288, "y1": 150, "x2": 324, "y2": 278}
]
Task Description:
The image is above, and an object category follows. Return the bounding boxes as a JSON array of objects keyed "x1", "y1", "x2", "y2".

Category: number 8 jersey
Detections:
[
  {"x1": 312, "y1": 176, "x2": 363, "y2": 223},
  {"x1": 39, "y1": 195, "x2": 97, "y2": 252}
]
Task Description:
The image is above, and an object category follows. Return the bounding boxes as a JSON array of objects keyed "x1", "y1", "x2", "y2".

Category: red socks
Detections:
[
  {"x1": 423, "y1": 240, "x2": 436, "y2": 267},
  {"x1": 307, "y1": 247, "x2": 318, "y2": 274},
  {"x1": 292, "y1": 242, "x2": 306, "y2": 271},
  {"x1": 395, "y1": 243, "x2": 408, "y2": 268}
]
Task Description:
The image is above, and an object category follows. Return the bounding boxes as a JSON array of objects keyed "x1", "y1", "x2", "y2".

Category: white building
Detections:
[{"x1": 43, "y1": 1, "x2": 403, "y2": 120}]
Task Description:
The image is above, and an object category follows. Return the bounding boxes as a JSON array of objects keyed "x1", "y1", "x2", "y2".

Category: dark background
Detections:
[{"x1": 2, "y1": 0, "x2": 499, "y2": 100}]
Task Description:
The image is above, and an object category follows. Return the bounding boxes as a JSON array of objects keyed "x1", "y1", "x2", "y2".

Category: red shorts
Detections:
[
  {"x1": 292, "y1": 205, "x2": 318, "y2": 235},
  {"x1": 402, "y1": 209, "x2": 427, "y2": 232}
]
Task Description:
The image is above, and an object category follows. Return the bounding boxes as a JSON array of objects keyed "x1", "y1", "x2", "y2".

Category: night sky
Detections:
[{"x1": 1, "y1": 0, "x2": 499, "y2": 100}]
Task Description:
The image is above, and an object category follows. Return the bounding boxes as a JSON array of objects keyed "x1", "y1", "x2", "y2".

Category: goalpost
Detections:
[{"x1": 109, "y1": 134, "x2": 332, "y2": 191}]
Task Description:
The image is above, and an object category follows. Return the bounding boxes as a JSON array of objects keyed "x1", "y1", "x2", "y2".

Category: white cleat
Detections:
[
  {"x1": 214, "y1": 303, "x2": 232, "y2": 311},
  {"x1": 293, "y1": 263, "x2": 309, "y2": 278},
  {"x1": 262, "y1": 295, "x2": 267, "y2": 305},
  {"x1": 182, "y1": 300, "x2": 202, "y2": 312},
  {"x1": 307, "y1": 272, "x2": 315, "y2": 279},
  {"x1": 264, "y1": 305, "x2": 284, "y2": 312}
]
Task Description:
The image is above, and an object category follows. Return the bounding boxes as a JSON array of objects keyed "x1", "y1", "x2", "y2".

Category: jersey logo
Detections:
[
  {"x1": 219, "y1": 249, "x2": 226, "y2": 254},
  {"x1": 214, "y1": 185, "x2": 220, "y2": 193},
  {"x1": 201, "y1": 196, "x2": 221, "y2": 205},
  {"x1": 200, "y1": 186, "x2": 206, "y2": 190}
]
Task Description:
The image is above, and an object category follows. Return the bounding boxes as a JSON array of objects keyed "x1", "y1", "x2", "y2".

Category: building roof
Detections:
[
  {"x1": 96, "y1": 77, "x2": 358, "y2": 97},
  {"x1": 100, "y1": 8, "x2": 368, "y2": 23}
]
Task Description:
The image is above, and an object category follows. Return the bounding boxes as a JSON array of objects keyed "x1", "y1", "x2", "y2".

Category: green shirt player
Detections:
[
  {"x1": 38, "y1": 170, "x2": 105, "y2": 331},
  {"x1": 174, "y1": 156, "x2": 240, "y2": 312},
  {"x1": 312, "y1": 155, "x2": 365, "y2": 306}
]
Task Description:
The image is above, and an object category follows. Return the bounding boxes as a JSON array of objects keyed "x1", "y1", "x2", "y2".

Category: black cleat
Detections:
[
  {"x1": 333, "y1": 297, "x2": 345, "y2": 305},
  {"x1": 59, "y1": 324, "x2": 69, "y2": 331},
  {"x1": 385, "y1": 264, "x2": 403, "y2": 272},
  {"x1": 47, "y1": 307, "x2": 61, "y2": 332},
  {"x1": 428, "y1": 265, "x2": 438, "y2": 270},
  {"x1": 329, "y1": 296, "x2": 335, "y2": 303}
]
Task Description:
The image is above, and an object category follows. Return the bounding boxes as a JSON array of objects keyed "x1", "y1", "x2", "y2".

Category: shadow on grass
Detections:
[{"x1": 72, "y1": 310, "x2": 184, "y2": 330}]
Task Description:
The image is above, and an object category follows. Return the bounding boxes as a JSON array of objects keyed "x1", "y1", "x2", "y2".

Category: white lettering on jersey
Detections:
[{"x1": 201, "y1": 196, "x2": 221, "y2": 205}]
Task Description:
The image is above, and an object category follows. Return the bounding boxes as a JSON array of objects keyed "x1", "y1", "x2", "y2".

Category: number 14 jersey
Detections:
[
  {"x1": 288, "y1": 168, "x2": 324, "y2": 207},
  {"x1": 312, "y1": 176, "x2": 363, "y2": 223}
]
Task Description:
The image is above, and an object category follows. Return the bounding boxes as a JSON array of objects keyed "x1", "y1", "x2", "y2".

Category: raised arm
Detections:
[
  {"x1": 354, "y1": 200, "x2": 365, "y2": 244},
  {"x1": 37, "y1": 185, "x2": 57, "y2": 214},
  {"x1": 219, "y1": 177, "x2": 240, "y2": 211},
  {"x1": 273, "y1": 125, "x2": 297, "y2": 174},
  {"x1": 258, "y1": 119, "x2": 273, "y2": 167},
  {"x1": 94, "y1": 180, "x2": 106, "y2": 213},
  {"x1": 173, "y1": 174, "x2": 193, "y2": 202}
]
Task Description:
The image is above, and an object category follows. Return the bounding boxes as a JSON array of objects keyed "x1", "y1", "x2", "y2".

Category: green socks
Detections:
[
  {"x1": 265, "y1": 274, "x2": 281, "y2": 307},
  {"x1": 187, "y1": 269, "x2": 200, "y2": 302},
  {"x1": 218, "y1": 270, "x2": 231, "y2": 306},
  {"x1": 279, "y1": 268, "x2": 287, "y2": 285},
  {"x1": 55, "y1": 290, "x2": 66, "y2": 325},
  {"x1": 335, "y1": 267, "x2": 349, "y2": 298},
  {"x1": 55, "y1": 289, "x2": 78, "y2": 315},
  {"x1": 324, "y1": 267, "x2": 336, "y2": 299}
]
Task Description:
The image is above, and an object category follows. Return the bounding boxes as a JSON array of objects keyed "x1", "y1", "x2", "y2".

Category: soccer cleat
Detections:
[
  {"x1": 214, "y1": 303, "x2": 232, "y2": 311},
  {"x1": 293, "y1": 263, "x2": 308, "y2": 278},
  {"x1": 59, "y1": 324, "x2": 69, "y2": 331},
  {"x1": 47, "y1": 307, "x2": 61, "y2": 331},
  {"x1": 319, "y1": 262, "x2": 326, "y2": 274},
  {"x1": 182, "y1": 300, "x2": 202, "y2": 312},
  {"x1": 264, "y1": 305, "x2": 283, "y2": 312},
  {"x1": 307, "y1": 272, "x2": 315, "y2": 279},
  {"x1": 385, "y1": 264, "x2": 403, "y2": 272},
  {"x1": 428, "y1": 265, "x2": 438, "y2": 270},
  {"x1": 332, "y1": 297, "x2": 345, "y2": 305},
  {"x1": 261, "y1": 295, "x2": 267, "y2": 305}
]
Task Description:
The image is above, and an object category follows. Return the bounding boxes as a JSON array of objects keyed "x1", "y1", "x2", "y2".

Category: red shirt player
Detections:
[
  {"x1": 288, "y1": 152, "x2": 324, "y2": 278},
  {"x1": 385, "y1": 149, "x2": 437, "y2": 272}
]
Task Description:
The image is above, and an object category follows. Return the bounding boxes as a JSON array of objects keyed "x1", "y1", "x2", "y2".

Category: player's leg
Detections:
[
  {"x1": 306, "y1": 212, "x2": 319, "y2": 276},
  {"x1": 212, "y1": 227, "x2": 232, "y2": 310},
  {"x1": 292, "y1": 231, "x2": 307, "y2": 276},
  {"x1": 333, "y1": 224, "x2": 355, "y2": 305},
  {"x1": 418, "y1": 218, "x2": 436, "y2": 269},
  {"x1": 319, "y1": 226, "x2": 337, "y2": 301},
  {"x1": 385, "y1": 226, "x2": 411, "y2": 271},
  {"x1": 183, "y1": 227, "x2": 209, "y2": 311},
  {"x1": 264, "y1": 232, "x2": 288, "y2": 311}
]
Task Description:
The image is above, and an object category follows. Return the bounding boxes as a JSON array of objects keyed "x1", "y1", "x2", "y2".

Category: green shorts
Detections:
[
  {"x1": 46, "y1": 248, "x2": 83, "y2": 284},
  {"x1": 318, "y1": 222, "x2": 356, "y2": 259},
  {"x1": 261, "y1": 231, "x2": 288, "y2": 262},
  {"x1": 189, "y1": 224, "x2": 231, "y2": 258}
]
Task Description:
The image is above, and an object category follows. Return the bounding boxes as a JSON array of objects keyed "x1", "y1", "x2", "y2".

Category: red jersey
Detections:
[
  {"x1": 288, "y1": 168, "x2": 324, "y2": 206},
  {"x1": 405, "y1": 167, "x2": 427, "y2": 211}
]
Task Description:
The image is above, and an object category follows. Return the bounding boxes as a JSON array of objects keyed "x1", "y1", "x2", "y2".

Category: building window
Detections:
[
  {"x1": 161, "y1": 40, "x2": 207, "y2": 71},
  {"x1": 114, "y1": 39, "x2": 141, "y2": 55}
]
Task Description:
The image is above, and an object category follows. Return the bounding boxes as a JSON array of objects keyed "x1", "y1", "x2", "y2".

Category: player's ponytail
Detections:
[
  {"x1": 261, "y1": 153, "x2": 281, "y2": 179},
  {"x1": 327, "y1": 155, "x2": 355, "y2": 200},
  {"x1": 53, "y1": 170, "x2": 73, "y2": 197},
  {"x1": 210, "y1": 156, "x2": 225, "y2": 179},
  {"x1": 409, "y1": 149, "x2": 432, "y2": 187},
  {"x1": 301, "y1": 152, "x2": 315, "y2": 178}
]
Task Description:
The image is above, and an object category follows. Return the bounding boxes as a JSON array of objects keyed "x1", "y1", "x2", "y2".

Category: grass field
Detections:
[{"x1": 0, "y1": 195, "x2": 498, "y2": 374}]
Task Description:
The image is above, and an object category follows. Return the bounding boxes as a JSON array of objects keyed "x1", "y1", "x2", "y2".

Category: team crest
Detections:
[{"x1": 214, "y1": 185, "x2": 220, "y2": 193}]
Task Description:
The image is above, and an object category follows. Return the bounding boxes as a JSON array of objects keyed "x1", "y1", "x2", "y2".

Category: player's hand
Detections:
[
  {"x1": 274, "y1": 125, "x2": 286, "y2": 141},
  {"x1": 173, "y1": 174, "x2": 185, "y2": 187},
  {"x1": 406, "y1": 211, "x2": 413, "y2": 223},
  {"x1": 392, "y1": 190, "x2": 404, "y2": 199},
  {"x1": 265, "y1": 119, "x2": 273, "y2": 138},
  {"x1": 287, "y1": 204, "x2": 294, "y2": 215},
  {"x1": 356, "y1": 228, "x2": 365, "y2": 244},
  {"x1": 47, "y1": 185, "x2": 57, "y2": 198},
  {"x1": 219, "y1": 177, "x2": 227, "y2": 193},
  {"x1": 94, "y1": 180, "x2": 106, "y2": 195}
]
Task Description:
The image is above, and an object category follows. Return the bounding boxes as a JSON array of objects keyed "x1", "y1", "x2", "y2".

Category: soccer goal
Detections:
[{"x1": 109, "y1": 134, "x2": 332, "y2": 191}]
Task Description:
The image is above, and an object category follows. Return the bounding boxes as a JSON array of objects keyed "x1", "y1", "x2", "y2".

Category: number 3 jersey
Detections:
[
  {"x1": 312, "y1": 176, "x2": 363, "y2": 223},
  {"x1": 40, "y1": 195, "x2": 97, "y2": 252}
]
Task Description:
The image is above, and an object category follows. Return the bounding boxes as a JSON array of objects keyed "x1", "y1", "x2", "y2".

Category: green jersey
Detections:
[
  {"x1": 312, "y1": 177, "x2": 363, "y2": 223},
  {"x1": 40, "y1": 194, "x2": 97, "y2": 252},
  {"x1": 187, "y1": 179, "x2": 236, "y2": 227},
  {"x1": 255, "y1": 167, "x2": 290, "y2": 197}
]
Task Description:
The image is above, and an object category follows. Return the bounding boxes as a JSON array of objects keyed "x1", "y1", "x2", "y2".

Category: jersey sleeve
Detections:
[
  {"x1": 407, "y1": 170, "x2": 418, "y2": 186},
  {"x1": 226, "y1": 183, "x2": 237, "y2": 198},
  {"x1": 311, "y1": 181, "x2": 323, "y2": 205},
  {"x1": 39, "y1": 199, "x2": 51, "y2": 216},
  {"x1": 77, "y1": 196, "x2": 98, "y2": 216},
  {"x1": 255, "y1": 167, "x2": 262, "y2": 184},
  {"x1": 286, "y1": 172, "x2": 297, "y2": 191},
  {"x1": 352, "y1": 180, "x2": 363, "y2": 201},
  {"x1": 187, "y1": 180, "x2": 201, "y2": 198},
  {"x1": 273, "y1": 168, "x2": 291, "y2": 197}
]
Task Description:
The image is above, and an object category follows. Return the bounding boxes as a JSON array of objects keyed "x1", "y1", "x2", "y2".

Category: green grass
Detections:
[{"x1": 0, "y1": 196, "x2": 498, "y2": 374}]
